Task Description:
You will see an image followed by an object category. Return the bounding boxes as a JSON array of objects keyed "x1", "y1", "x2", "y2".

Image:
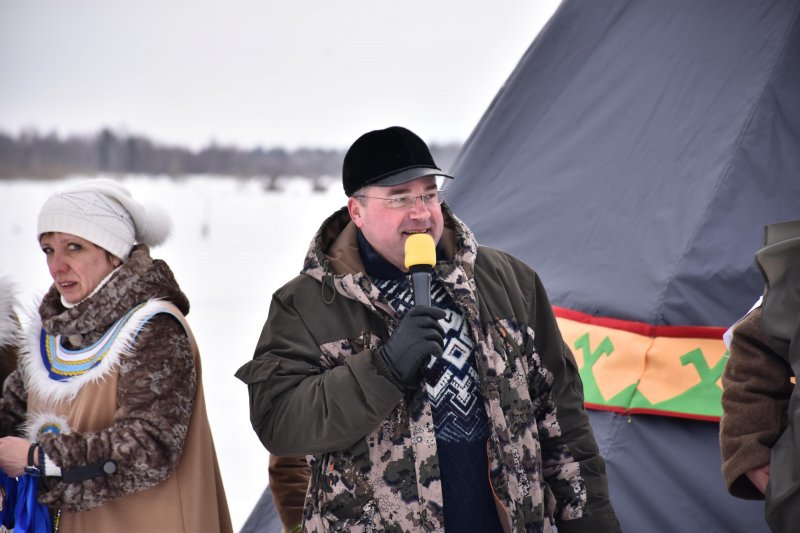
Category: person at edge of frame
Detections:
[{"x1": 721, "y1": 219, "x2": 800, "y2": 533}]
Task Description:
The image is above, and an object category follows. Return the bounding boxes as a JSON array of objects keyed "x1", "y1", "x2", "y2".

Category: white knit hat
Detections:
[{"x1": 37, "y1": 179, "x2": 172, "y2": 260}]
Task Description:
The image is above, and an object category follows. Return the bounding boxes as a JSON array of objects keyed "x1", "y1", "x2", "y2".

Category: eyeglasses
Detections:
[{"x1": 355, "y1": 190, "x2": 446, "y2": 210}]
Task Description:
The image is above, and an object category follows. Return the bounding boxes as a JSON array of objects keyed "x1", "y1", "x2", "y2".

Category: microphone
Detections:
[{"x1": 404, "y1": 233, "x2": 436, "y2": 307}]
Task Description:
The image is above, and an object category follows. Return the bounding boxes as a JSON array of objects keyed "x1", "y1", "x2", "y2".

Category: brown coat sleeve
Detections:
[
  {"x1": 269, "y1": 454, "x2": 310, "y2": 532},
  {"x1": 0, "y1": 370, "x2": 28, "y2": 437},
  {"x1": 720, "y1": 307, "x2": 794, "y2": 499}
]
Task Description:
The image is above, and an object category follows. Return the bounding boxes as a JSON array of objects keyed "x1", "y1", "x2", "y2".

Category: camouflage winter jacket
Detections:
[{"x1": 238, "y1": 205, "x2": 619, "y2": 532}]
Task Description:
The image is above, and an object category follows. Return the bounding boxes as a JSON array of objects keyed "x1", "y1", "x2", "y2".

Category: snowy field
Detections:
[{"x1": 0, "y1": 175, "x2": 346, "y2": 531}]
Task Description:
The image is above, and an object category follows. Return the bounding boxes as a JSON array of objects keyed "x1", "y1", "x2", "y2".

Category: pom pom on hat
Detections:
[
  {"x1": 135, "y1": 200, "x2": 172, "y2": 248},
  {"x1": 37, "y1": 179, "x2": 172, "y2": 260}
]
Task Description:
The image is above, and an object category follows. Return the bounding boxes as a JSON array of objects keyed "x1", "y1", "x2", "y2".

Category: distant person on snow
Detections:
[
  {"x1": 0, "y1": 179, "x2": 232, "y2": 532},
  {"x1": 721, "y1": 219, "x2": 800, "y2": 532},
  {"x1": 236, "y1": 126, "x2": 620, "y2": 532}
]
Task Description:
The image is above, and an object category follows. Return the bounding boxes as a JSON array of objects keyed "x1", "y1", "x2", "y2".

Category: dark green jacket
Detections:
[{"x1": 237, "y1": 205, "x2": 618, "y2": 532}]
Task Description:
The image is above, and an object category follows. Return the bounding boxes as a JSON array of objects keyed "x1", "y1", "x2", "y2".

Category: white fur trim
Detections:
[
  {"x1": 44, "y1": 454, "x2": 63, "y2": 477},
  {"x1": 21, "y1": 299, "x2": 185, "y2": 405},
  {"x1": 25, "y1": 412, "x2": 72, "y2": 440},
  {"x1": 0, "y1": 277, "x2": 20, "y2": 348}
]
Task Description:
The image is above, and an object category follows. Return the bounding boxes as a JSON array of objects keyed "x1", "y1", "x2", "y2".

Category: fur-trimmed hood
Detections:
[
  {"x1": 300, "y1": 203, "x2": 480, "y2": 288},
  {"x1": 0, "y1": 276, "x2": 20, "y2": 349},
  {"x1": 38, "y1": 244, "x2": 189, "y2": 341}
]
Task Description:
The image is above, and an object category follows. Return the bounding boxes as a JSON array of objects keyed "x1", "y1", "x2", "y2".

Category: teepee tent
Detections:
[{"x1": 446, "y1": 0, "x2": 800, "y2": 531}]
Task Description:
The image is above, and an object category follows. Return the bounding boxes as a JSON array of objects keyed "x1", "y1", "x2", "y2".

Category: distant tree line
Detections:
[{"x1": 0, "y1": 129, "x2": 462, "y2": 182}]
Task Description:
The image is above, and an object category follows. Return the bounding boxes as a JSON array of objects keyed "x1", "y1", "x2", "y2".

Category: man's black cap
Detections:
[{"x1": 342, "y1": 126, "x2": 454, "y2": 197}]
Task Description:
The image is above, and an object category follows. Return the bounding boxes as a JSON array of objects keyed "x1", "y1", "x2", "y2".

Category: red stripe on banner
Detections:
[
  {"x1": 553, "y1": 306, "x2": 727, "y2": 340},
  {"x1": 584, "y1": 403, "x2": 722, "y2": 422}
]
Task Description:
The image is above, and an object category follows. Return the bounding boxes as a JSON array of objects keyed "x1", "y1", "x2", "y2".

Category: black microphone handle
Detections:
[{"x1": 410, "y1": 269, "x2": 432, "y2": 307}]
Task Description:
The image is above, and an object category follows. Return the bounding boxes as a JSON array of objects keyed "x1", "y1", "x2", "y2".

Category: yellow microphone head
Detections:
[{"x1": 404, "y1": 233, "x2": 436, "y2": 270}]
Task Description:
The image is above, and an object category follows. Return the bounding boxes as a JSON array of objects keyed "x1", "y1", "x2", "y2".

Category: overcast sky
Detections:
[{"x1": 0, "y1": 0, "x2": 560, "y2": 150}]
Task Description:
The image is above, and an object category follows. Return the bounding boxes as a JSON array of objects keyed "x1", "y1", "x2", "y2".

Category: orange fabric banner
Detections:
[{"x1": 555, "y1": 307, "x2": 728, "y2": 421}]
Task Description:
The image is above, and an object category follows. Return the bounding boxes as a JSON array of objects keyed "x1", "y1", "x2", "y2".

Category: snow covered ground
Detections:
[{"x1": 0, "y1": 175, "x2": 346, "y2": 531}]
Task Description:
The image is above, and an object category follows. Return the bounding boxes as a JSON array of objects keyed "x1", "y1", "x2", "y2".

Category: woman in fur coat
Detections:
[{"x1": 0, "y1": 179, "x2": 232, "y2": 532}]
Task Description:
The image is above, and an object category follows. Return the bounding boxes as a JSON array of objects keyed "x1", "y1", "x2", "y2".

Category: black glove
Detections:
[{"x1": 374, "y1": 305, "x2": 446, "y2": 390}]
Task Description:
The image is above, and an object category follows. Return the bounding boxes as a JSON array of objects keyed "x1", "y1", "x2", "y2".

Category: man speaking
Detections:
[{"x1": 236, "y1": 126, "x2": 619, "y2": 532}]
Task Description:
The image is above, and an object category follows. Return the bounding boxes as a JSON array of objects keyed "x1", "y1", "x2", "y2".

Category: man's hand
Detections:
[
  {"x1": 746, "y1": 463, "x2": 770, "y2": 494},
  {"x1": 377, "y1": 305, "x2": 446, "y2": 388}
]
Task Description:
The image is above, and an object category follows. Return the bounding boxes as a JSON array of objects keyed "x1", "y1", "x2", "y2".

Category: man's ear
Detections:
[{"x1": 347, "y1": 196, "x2": 365, "y2": 229}]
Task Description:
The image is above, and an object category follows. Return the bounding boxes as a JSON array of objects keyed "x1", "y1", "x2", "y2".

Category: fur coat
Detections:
[
  {"x1": 0, "y1": 245, "x2": 232, "y2": 532},
  {"x1": 0, "y1": 277, "x2": 20, "y2": 385}
]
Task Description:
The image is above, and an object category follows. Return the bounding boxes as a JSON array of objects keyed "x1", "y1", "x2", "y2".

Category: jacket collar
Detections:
[
  {"x1": 302, "y1": 203, "x2": 478, "y2": 284},
  {"x1": 357, "y1": 230, "x2": 405, "y2": 280},
  {"x1": 356, "y1": 230, "x2": 451, "y2": 281}
]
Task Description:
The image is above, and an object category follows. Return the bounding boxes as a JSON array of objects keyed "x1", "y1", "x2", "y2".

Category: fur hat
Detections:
[
  {"x1": 342, "y1": 126, "x2": 454, "y2": 197},
  {"x1": 37, "y1": 179, "x2": 171, "y2": 260}
]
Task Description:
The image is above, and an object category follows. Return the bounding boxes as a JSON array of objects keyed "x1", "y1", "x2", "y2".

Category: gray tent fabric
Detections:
[
  {"x1": 447, "y1": 0, "x2": 800, "y2": 328},
  {"x1": 590, "y1": 411, "x2": 768, "y2": 532},
  {"x1": 239, "y1": 486, "x2": 282, "y2": 533},
  {"x1": 445, "y1": 0, "x2": 800, "y2": 531}
]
